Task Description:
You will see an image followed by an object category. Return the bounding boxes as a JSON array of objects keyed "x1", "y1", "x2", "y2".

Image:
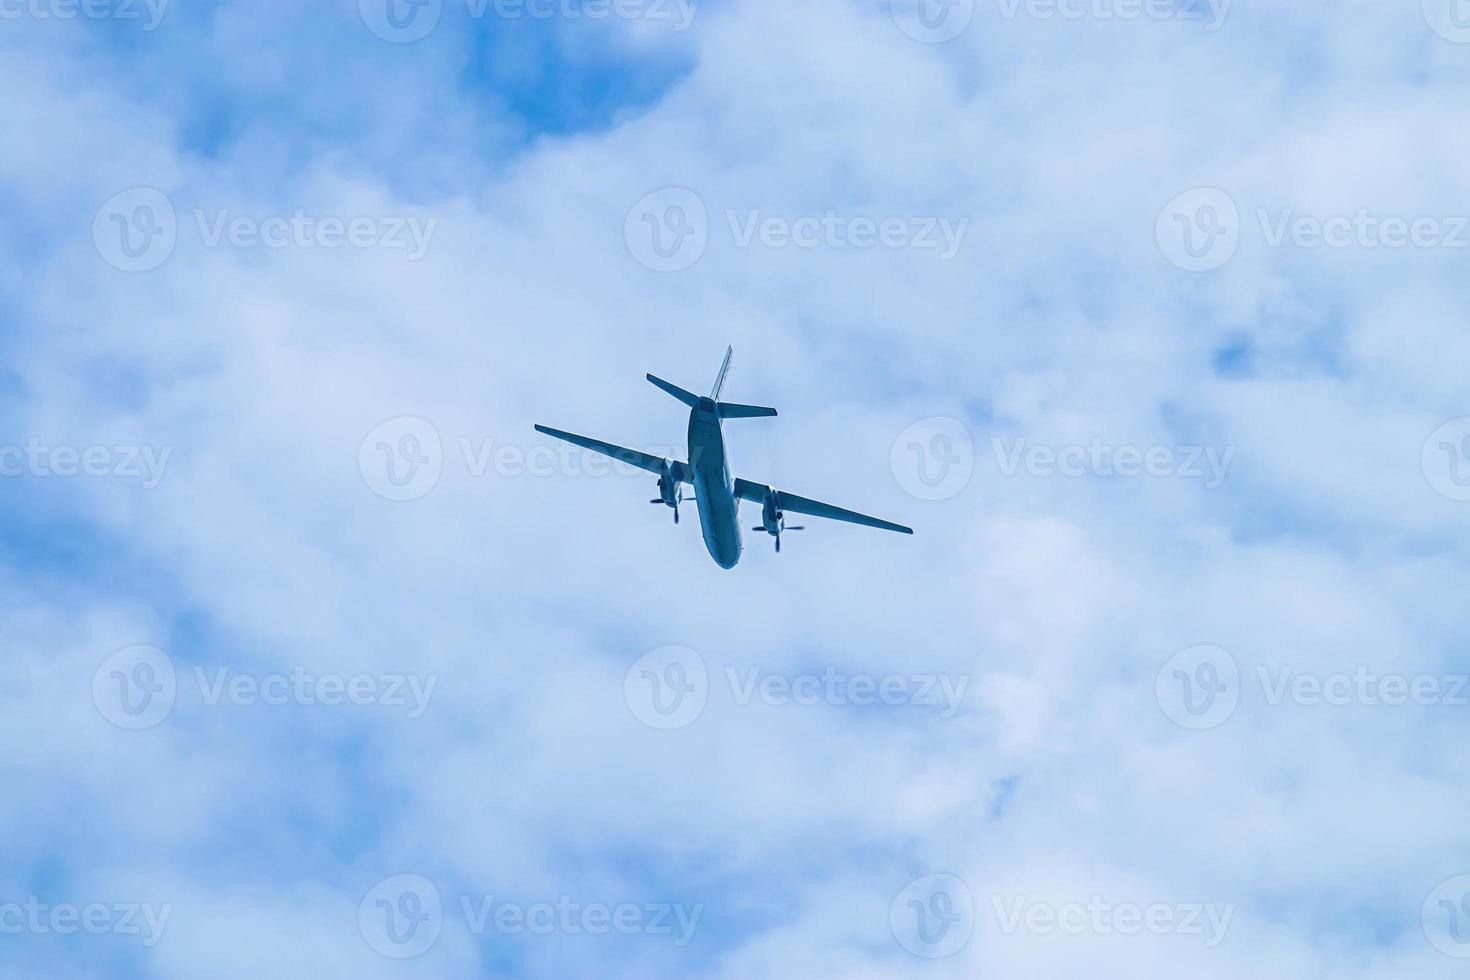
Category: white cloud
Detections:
[{"x1": 3, "y1": 2, "x2": 1470, "y2": 977}]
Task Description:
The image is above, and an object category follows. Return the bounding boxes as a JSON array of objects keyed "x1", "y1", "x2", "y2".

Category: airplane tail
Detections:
[
  {"x1": 710, "y1": 346, "x2": 734, "y2": 399},
  {"x1": 647, "y1": 346, "x2": 777, "y2": 417}
]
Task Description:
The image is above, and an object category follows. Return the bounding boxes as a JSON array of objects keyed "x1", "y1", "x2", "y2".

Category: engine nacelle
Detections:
[
  {"x1": 760, "y1": 486, "x2": 783, "y2": 534},
  {"x1": 656, "y1": 460, "x2": 683, "y2": 507}
]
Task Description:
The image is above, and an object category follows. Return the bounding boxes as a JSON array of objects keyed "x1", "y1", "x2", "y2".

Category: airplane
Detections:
[{"x1": 534, "y1": 347, "x2": 913, "y2": 569}]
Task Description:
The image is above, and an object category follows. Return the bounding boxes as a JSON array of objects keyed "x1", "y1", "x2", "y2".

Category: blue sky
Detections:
[{"x1": 5, "y1": 0, "x2": 1470, "y2": 977}]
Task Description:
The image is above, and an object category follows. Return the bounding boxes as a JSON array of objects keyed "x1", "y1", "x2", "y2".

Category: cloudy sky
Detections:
[{"x1": 5, "y1": 0, "x2": 1470, "y2": 976}]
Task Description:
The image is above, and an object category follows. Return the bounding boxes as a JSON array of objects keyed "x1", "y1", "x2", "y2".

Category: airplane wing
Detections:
[
  {"x1": 534, "y1": 425, "x2": 692, "y2": 483},
  {"x1": 734, "y1": 478, "x2": 913, "y2": 535}
]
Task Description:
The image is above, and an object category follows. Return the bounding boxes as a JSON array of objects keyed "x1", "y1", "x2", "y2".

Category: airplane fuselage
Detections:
[{"x1": 688, "y1": 396, "x2": 742, "y2": 569}]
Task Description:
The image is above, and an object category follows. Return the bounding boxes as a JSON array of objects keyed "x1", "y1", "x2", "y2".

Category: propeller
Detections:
[
  {"x1": 655, "y1": 499, "x2": 681, "y2": 523},
  {"x1": 752, "y1": 525, "x2": 804, "y2": 552}
]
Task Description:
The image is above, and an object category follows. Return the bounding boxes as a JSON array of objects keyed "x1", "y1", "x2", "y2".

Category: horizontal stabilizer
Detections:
[
  {"x1": 718, "y1": 402, "x2": 778, "y2": 419},
  {"x1": 647, "y1": 374, "x2": 700, "y2": 407}
]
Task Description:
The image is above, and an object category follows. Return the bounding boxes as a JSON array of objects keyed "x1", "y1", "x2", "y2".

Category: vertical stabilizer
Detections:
[{"x1": 710, "y1": 346, "x2": 734, "y2": 400}]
